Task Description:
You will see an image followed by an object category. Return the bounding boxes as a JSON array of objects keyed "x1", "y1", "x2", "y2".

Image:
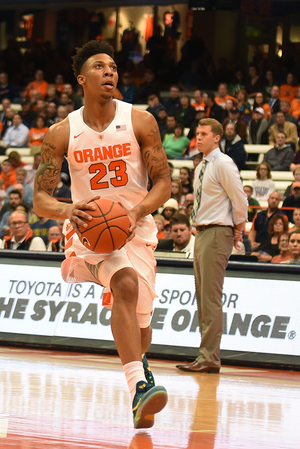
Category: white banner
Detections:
[{"x1": 0, "y1": 263, "x2": 299, "y2": 356}]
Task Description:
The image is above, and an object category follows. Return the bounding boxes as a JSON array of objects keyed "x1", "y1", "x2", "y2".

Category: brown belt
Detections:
[{"x1": 196, "y1": 224, "x2": 233, "y2": 232}]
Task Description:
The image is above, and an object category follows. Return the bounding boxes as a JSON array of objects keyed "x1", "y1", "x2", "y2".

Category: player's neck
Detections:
[{"x1": 83, "y1": 98, "x2": 116, "y2": 133}]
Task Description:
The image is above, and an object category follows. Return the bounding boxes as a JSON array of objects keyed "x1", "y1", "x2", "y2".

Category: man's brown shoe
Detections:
[{"x1": 176, "y1": 361, "x2": 220, "y2": 373}]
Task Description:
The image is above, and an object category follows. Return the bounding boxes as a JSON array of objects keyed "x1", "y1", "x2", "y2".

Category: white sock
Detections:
[{"x1": 123, "y1": 361, "x2": 146, "y2": 402}]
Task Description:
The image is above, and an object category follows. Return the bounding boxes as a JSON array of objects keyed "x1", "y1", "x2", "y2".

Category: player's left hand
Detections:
[{"x1": 117, "y1": 202, "x2": 137, "y2": 245}]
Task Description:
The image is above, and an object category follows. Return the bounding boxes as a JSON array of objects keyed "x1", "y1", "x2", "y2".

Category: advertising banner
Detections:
[{"x1": 0, "y1": 263, "x2": 299, "y2": 357}]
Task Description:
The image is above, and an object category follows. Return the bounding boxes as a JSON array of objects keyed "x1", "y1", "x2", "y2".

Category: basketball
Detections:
[{"x1": 78, "y1": 199, "x2": 131, "y2": 253}]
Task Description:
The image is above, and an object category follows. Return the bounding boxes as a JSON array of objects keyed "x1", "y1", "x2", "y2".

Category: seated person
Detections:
[
  {"x1": 264, "y1": 131, "x2": 295, "y2": 171},
  {"x1": 53, "y1": 174, "x2": 72, "y2": 202},
  {"x1": 31, "y1": 215, "x2": 58, "y2": 245},
  {"x1": 170, "y1": 213, "x2": 195, "y2": 258},
  {"x1": 251, "y1": 213, "x2": 289, "y2": 262},
  {"x1": 47, "y1": 225, "x2": 65, "y2": 252},
  {"x1": 282, "y1": 182, "x2": 300, "y2": 223},
  {"x1": 219, "y1": 123, "x2": 247, "y2": 170},
  {"x1": 163, "y1": 124, "x2": 190, "y2": 159},
  {"x1": 289, "y1": 208, "x2": 300, "y2": 233},
  {"x1": 118, "y1": 72, "x2": 137, "y2": 104},
  {"x1": 156, "y1": 106, "x2": 168, "y2": 140},
  {"x1": 248, "y1": 107, "x2": 269, "y2": 144},
  {"x1": 0, "y1": 159, "x2": 17, "y2": 191},
  {"x1": 163, "y1": 221, "x2": 171, "y2": 239},
  {"x1": 1, "y1": 114, "x2": 29, "y2": 150},
  {"x1": 178, "y1": 201, "x2": 194, "y2": 221},
  {"x1": 153, "y1": 214, "x2": 166, "y2": 239},
  {"x1": 0, "y1": 210, "x2": 46, "y2": 251},
  {"x1": 191, "y1": 90, "x2": 205, "y2": 111},
  {"x1": 283, "y1": 166, "x2": 300, "y2": 198},
  {"x1": 179, "y1": 167, "x2": 193, "y2": 195},
  {"x1": 271, "y1": 233, "x2": 291, "y2": 263},
  {"x1": 27, "y1": 115, "x2": 49, "y2": 151},
  {"x1": 176, "y1": 94, "x2": 196, "y2": 129},
  {"x1": 6, "y1": 167, "x2": 34, "y2": 206},
  {"x1": 286, "y1": 231, "x2": 300, "y2": 264},
  {"x1": 252, "y1": 162, "x2": 275, "y2": 201},
  {"x1": 146, "y1": 94, "x2": 164, "y2": 120},
  {"x1": 160, "y1": 198, "x2": 179, "y2": 221},
  {"x1": 214, "y1": 83, "x2": 236, "y2": 109},
  {"x1": 269, "y1": 112, "x2": 298, "y2": 150},
  {"x1": 249, "y1": 191, "x2": 285, "y2": 249},
  {"x1": 163, "y1": 114, "x2": 177, "y2": 140},
  {"x1": 222, "y1": 107, "x2": 248, "y2": 143},
  {"x1": 171, "y1": 180, "x2": 184, "y2": 205},
  {"x1": 243, "y1": 185, "x2": 260, "y2": 222},
  {"x1": 0, "y1": 189, "x2": 30, "y2": 237}
]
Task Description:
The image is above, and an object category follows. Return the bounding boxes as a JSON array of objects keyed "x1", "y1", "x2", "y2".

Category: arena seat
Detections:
[
  {"x1": 0, "y1": 103, "x2": 22, "y2": 112},
  {"x1": 240, "y1": 169, "x2": 293, "y2": 194},
  {"x1": 244, "y1": 144, "x2": 273, "y2": 167},
  {"x1": 0, "y1": 154, "x2": 34, "y2": 165},
  {"x1": 6, "y1": 148, "x2": 31, "y2": 157}
]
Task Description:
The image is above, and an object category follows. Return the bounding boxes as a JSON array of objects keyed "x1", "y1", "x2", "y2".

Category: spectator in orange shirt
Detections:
[
  {"x1": 28, "y1": 116, "x2": 49, "y2": 151},
  {"x1": 279, "y1": 73, "x2": 299, "y2": 102},
  {"x1": 54, "y1": 74, "x2": 65, "y2": 94},
  {"x1": 0, "y1": 159, "x2": 17, "y2": 191},
  {"x1": 191, "y1": 89, "x2": 205, "y2": 111},
  {"x1": 154, "y1": 214, "x2": 166, "y2": 239},
  {"x1": 271, "y1": 233, "x2": 291, "y2": 263},
  {"x1": 8, "y1": 150, "x2": 28, "y2": 171},
  {"x1": 290, "y1": 87, "x2": 300, "y2": 119},
  {"x1": 215, "y1": 83, "x2": 236, "y2": 109},
  {"x1": 25, "y1": 70, "x2": 49, "y2": 100},
  {"x1": 252, "y1": 92, "x2": 272, "y2": 121}
]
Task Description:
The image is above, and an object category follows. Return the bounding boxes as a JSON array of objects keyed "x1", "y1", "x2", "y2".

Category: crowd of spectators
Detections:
[{"x1": 1, "y1": 37, "x2": 300, "y2": 262}]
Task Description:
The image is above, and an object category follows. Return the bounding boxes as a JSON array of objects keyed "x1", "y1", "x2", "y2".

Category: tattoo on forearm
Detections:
[{"x1": 36, "y1": 142, "x2": 60, "y2": 194}]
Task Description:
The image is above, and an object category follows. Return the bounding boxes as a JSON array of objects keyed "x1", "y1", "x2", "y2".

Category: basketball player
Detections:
[{"x1": 33, "y1": 41, "x2": 171, "y2": 428}]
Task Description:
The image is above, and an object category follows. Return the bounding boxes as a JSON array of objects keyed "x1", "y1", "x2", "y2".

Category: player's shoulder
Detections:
[
  {"x1": 46, "y1": 117, "x2": 70, "y2": 137},
  {"x1": 132, "y1": 108, "x2": 158, "y2": 140},
  {"x1": 43, "y1": 118, "x2": 70, "y2": 151},
  {"x1": 132, "y1": 107, "x2": 156, "y2": 125}
]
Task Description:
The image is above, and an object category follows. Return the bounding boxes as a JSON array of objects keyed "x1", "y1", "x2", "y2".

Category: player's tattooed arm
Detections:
[
  {"x1": 130, "y1": 110, "x2": 171, "y2": 221},
  {"x1": 143, "y1": 125, "x2": 170, "y2": 181}
]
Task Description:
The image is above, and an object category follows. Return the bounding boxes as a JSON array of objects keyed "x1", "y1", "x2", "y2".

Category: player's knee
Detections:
[{"x1": 111, "y1": 267, "x2": 138, "y2": 301}]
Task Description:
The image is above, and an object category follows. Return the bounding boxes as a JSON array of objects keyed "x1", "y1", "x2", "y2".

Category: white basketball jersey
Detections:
[{"x1": 67, "y1": 100, "x2": 157, "y2": 243}]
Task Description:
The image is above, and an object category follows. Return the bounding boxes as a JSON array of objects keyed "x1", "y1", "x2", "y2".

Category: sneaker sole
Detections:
[{"x1": 133, "y1": 386, "x2": 168, "y2": 429}]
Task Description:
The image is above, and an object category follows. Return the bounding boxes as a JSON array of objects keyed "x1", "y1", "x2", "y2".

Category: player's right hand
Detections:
[{"x1": 67, "y1": 195, "x2": 100, "y2": 235}]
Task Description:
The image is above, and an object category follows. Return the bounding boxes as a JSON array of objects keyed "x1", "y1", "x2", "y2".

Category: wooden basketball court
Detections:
[{"x1": 0, "y1": 346, "x2": 299, "y2": 448}]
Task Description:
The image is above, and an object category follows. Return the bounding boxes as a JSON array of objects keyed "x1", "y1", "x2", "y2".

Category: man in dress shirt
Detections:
[
  {"x1": 176, "y1": 118, "x2": 248, "y2": 373},
  {"x1": 0, "y1": 210, "x2": 46, "y2": 250},
  {"x1": 1, "y1": 113, "x2": 29, "y2": 150}
]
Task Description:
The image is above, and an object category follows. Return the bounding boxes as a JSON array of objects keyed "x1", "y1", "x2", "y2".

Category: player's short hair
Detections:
[
  {"x1": 72, "y1": 40, "x2": 115, "y2": 77},
  {"x1": 198, "y1": 118, "x2": 224, "y2": 138}
]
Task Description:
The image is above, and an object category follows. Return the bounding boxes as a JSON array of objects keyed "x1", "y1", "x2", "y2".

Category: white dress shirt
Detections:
[
  {"x1": 3, "y1": 123, "x2": 29, "y2": 147},
  {"x1": 193, "y1": 148, "x2": 248, "y2": 227}
]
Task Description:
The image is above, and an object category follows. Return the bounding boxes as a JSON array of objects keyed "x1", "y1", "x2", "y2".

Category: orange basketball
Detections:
[{"x1": 78, "y1": 199, "x2": 131, "y2": 253}]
